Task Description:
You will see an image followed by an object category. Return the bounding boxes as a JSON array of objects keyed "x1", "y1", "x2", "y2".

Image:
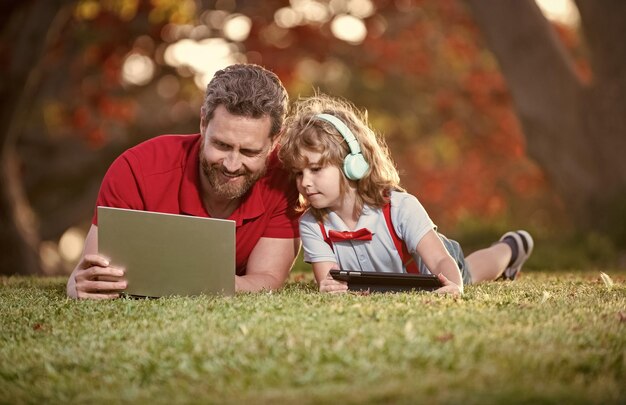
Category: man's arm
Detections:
[
  {"x1": 235, "y1": 237, "x2": 300, "y2": 292},
  {"x1": 66, "y1": 225, "x2": 127, "y2": 299}
]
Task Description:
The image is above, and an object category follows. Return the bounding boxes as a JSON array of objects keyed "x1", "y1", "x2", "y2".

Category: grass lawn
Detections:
[{"x1": 1, "y1": 271, "x2": 625, "y2": 404}]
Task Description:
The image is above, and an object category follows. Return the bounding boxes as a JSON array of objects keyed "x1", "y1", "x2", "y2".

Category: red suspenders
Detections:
[
  {"x1": 318, "y1": 203, "x2": 420, "y2": 273},
  {"x1": 382, "y1": 203, "x2": 420, "y2": 274}
]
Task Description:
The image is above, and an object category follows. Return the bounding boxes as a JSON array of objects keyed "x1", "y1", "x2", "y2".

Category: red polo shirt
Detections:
[{"x1": 93, "y1": 134, "x2": 300, "y2": 275}]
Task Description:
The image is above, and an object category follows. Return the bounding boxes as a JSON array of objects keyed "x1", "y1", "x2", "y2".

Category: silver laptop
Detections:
[{"x1": 97, "y1": 207, "x2": 235, "y2": 297}]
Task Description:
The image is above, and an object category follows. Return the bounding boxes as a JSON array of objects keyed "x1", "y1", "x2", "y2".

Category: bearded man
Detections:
[{"x1": 67, "y1": 64, "x2": 300, "y2": 299}]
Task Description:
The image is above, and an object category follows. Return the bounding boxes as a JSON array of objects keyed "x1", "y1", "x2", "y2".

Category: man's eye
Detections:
[
  {"x1": 242, "y1": 150, "x2": 261, "y2": 157},
  {"x1": 214, "y1": 142, "x2": 230, "y2": 150}
]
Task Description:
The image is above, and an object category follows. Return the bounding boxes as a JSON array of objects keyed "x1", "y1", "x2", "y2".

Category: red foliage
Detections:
[
  {"x1": 48, "y1": 0, "x2": 588, "y2": 229},
  {"x1": 265, "y1": 0, "x2": 560, "y2": 228}
]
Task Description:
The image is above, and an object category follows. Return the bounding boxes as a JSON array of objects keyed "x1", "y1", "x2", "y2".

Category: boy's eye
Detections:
[{"x1": 310, "y1": 166, "x2": 321, "y2": 172}]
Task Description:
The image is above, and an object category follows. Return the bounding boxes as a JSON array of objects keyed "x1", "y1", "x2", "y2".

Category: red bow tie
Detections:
[{"x1": 327, "y1": 228, "x2": 373, "y2": 242}]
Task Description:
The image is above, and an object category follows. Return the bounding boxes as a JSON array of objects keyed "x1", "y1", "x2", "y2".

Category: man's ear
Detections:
[
  {"x1": 270, "y1": 130, "x2": 283, "y2": 151},
  {"x1": 271, "y1": 136, "x2": 280, "y2": 151},
  {"x1": 200, "y1": 107, "x2": 206, "y2": 133}
]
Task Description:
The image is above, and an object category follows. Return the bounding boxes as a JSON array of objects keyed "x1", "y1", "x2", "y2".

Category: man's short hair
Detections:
[{"x1": 202, "y1": 64, "x2": 288, "y2": 138}]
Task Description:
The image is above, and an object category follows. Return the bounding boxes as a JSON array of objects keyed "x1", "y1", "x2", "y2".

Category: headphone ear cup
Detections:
[{"x1": 343, "y1": 153, "x2": 370, "y2": 180}]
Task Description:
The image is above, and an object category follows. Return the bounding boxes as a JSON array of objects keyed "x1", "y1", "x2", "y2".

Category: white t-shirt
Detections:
[{"x1": 299, "y1": 190, "x2": 436, "y2": 273}]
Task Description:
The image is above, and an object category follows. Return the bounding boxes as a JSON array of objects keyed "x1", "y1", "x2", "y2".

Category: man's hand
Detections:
[{"x1": 72, "y1": 254, "x2": 127, "y2": 299}]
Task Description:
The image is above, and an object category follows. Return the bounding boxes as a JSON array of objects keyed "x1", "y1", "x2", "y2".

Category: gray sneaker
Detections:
[{"x1": 500, "y1": 230, "x2": 534, "y2": 280}]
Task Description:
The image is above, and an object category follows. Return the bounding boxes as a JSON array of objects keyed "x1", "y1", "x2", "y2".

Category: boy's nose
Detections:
[{"x1": 301, "y1": 171, "x2": 313, "y2": 186}]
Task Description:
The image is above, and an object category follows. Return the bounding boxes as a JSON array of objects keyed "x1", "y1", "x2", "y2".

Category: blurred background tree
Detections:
[{"x1": 1, "y1": 0, "x2": 623, "y2": 276}]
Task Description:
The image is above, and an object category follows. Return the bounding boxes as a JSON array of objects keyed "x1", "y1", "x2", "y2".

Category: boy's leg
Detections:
[
  {"x1": 466, "y1": 230, "x2": 534, "y2": 282},
  {"x1": 465, "y1": 243, "x2": 512, "y2": 283}
]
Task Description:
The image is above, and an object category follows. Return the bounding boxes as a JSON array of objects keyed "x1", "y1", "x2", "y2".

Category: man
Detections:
[{"x1": 67, "y1": 64, "x2": 301, "y2": 299}]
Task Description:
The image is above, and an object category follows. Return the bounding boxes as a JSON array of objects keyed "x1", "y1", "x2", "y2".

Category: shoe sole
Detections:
[{"x1": 500, "y1": 230, "x2": 534, "y2": 280}]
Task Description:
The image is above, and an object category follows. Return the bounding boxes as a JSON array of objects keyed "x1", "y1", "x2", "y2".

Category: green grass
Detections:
[{"x1": 1, "y1": 271, "x2": 625, "y2": 404}]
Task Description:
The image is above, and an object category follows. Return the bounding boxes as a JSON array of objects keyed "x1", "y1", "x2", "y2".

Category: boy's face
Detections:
[{"x1": 293, "y1": 149, "x2": 347, "y2": 211}]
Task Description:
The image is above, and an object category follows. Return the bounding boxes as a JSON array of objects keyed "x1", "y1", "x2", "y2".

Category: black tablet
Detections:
[{"x1": 329, "y1": 270, "x2": 443, "y2": 293}]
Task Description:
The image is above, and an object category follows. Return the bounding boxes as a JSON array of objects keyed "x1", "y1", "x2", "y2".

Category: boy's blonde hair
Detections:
[{"x1": 279, "y1": 94, "x2": 403, "y2": 220}]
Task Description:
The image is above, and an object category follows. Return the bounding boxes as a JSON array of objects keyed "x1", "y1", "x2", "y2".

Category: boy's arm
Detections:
[
  {"x1": 415, "y1": 229, "x2": 464, "y2": 295},
  {"x1": 312, "y1": 261, "x2": 348, "y2": 293}
]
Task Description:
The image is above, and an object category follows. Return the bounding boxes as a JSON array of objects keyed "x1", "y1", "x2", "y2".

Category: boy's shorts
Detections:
[{"x1": 417, "y1": 233, "x2": 472, "y2": 285}]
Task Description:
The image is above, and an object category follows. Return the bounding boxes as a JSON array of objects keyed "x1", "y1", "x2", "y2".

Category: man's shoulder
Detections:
[
  {"x1": 122, "y1": 134, "x2": 200, "y2": 173},
  {"x1": 127, "y1": 134, "x2": 200, "y2": 157}
]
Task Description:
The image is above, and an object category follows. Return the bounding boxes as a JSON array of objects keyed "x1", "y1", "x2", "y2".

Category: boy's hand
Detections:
[
  {"x1": 435, "y1": 273, "x2": 463, "y2": 296},
  {"x1": 319, "y1": 273, "x2": 348, "y2": 294}
]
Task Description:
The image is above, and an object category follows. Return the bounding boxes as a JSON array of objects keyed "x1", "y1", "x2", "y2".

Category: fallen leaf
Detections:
[
  {"x1": 435, "y1": 333, "x2": 454, "y2": 343},
  {"x1": 618, "y1": 311, "x2": 626, "y2": 323},
  {"x1": 540, "y1": 291, "x2": 551, "y2": 303}
]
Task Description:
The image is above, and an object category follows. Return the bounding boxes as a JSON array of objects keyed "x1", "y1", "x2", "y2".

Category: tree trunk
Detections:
[
  {"x1": 465, "y1": 0, "x2": 626, "y2": 241},
  {"x1": 0, "y1": 0, "x2": 74, "y2": 275}
]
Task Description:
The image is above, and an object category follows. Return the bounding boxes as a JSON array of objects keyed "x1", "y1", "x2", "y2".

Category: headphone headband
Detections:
[
  {"x1": 314, "y1": 113, "x2": 370, "y2": 180},
  {"x1": 315, "y1": 113, "x2": 362, "y2": 156}
]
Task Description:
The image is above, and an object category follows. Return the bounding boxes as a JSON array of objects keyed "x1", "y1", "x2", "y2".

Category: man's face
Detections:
[{"x1": 199, "y1": 105, "x2": 274, "y2": 200}]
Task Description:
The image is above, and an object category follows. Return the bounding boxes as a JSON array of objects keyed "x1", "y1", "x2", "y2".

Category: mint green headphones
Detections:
[{"x1": 315, "y1": 113, "x2": 370, "y2": 180}]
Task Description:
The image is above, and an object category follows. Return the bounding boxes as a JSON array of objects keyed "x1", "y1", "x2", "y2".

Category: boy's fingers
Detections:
[{"x1": 320, "y1": 279, "x2": 348, "y2": 293}]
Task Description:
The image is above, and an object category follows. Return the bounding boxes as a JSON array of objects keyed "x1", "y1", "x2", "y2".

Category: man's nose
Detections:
[{"x1": 223, "y1": 151, "x2": 242, "y2": 172}]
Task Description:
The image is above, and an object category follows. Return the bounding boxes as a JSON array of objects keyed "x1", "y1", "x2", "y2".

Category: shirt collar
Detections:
[{"x1": 326, "y1": 203, "x2": 378, "y2": 233}]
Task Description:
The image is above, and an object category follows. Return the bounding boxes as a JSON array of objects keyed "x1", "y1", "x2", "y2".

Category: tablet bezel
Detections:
[{"x1": 329, "y1": 269, "x2": 443, "y2": 292}]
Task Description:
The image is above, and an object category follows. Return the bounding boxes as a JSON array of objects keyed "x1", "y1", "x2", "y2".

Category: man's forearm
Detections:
[{"x1": 235, "y1": 273, "x2": 286, "y2": 292}]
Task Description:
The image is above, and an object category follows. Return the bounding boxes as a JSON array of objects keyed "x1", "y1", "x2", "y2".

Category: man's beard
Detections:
[{"x1": 200, "y1": 155, "x2": 266, "y2": 200}]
